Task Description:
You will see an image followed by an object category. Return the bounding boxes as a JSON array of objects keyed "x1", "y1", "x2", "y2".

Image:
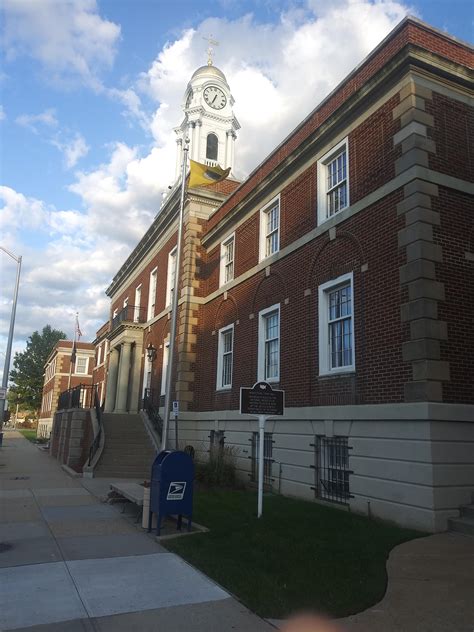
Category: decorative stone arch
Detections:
[
  {"x1": 251, "y1": 269, "x2": 287, "y2": 314},
  {"x1": 214, "y1": 293, "x2": 239, "y2": 331},
  {"x1": 304, "y1": 231, "x2": 366, "y2": 405}
]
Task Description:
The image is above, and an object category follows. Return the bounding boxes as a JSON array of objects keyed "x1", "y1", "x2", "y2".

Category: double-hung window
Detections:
[
  {"x1": 216, "y1": 324, "x2": 234, "y2": 390},
  {"x1": 166, "y1": 247, "x2": 177, "y2": 307},
  {"x1": 75, "y1": 356, "x2": 88, "y2": 375},
  {"x1": 317, "y1": 138, "x2": 349, "y2": 224},
  {"x1": 318, "y1": 272, "x2": 354, "y2": 375},
  {"x1": 147, "y1": 268, "x2": 157, "y2": 321},
  {"x1": 220, "y1": 234, "x2": 235, "y2": 286},
  {"x1": 259, "y1": 196, "x2": 280, "y2": 260},
  {"x1": 134, "y1": 285, "x2": 142, "y2": 323},
  {"x1": 258, "y1": 304, "x2": 280, "y2": 382}
]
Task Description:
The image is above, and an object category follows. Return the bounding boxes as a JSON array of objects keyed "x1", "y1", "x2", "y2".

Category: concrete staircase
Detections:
[
  {"x1": 448, "y1": 493, "x2": 474, "y2": 535},
  {"x1": 93, "y1": 413, "x2": 157, "y2": 480}
]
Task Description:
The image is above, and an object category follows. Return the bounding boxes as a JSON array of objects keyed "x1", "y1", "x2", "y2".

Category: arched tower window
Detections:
[{"x1": 206, "y1": 133, "x2": 218, "y2": 161}]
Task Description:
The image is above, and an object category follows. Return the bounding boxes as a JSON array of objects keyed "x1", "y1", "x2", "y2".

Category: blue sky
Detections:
[{"x1": 0, "y1": 0, "x2": 472, "y2": 381}]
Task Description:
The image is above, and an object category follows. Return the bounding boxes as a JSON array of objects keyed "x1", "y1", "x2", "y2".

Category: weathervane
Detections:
[{"x1": 203, "y1": 34, "x2": 219, "y2": 66}]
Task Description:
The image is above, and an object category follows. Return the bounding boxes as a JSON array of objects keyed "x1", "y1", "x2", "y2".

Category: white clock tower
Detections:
[{"x1": 174, "y1": 57, "x2": 240, "y2": 179}]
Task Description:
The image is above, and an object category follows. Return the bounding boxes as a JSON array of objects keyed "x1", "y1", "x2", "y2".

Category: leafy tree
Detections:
[{"x1": 9, "y1": 325, "x2": 67, "y2": 413}]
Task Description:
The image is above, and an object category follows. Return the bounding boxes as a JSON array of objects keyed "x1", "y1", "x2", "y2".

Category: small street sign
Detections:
[
  {"x1": 0, "y1": 388, "x2": 7, "y2": 400},
  {"x1": 172, "y1": 400, "x2": 179, "y2": 418},
  {"x1": 240, "y1": 381, "x2": 284, "y2": 416}
]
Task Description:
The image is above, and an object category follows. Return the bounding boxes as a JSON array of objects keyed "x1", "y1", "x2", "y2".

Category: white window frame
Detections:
[
  {"x1": 259, "y1": 195, "x2": 280, "y2": 262},
  {"x1": 216, "y1": 323, "x2": 234, "y2": 390},
  {"x1": 74, "y1": 356, "x2": 89, "y2": 376},
  {"x1": 123, "y1": 296, "x2": 129, "y2": 308},
  {"x1": 318, "y1": 272, "x2": 355, "y2": 376},
  {"x1": 258, "y1": 303, "x2": 280, "y2": 383},
  {"x1": 166, "y1": 247, "x2": 177, "y2": 307},
  {"x1": 317, "y1": 137, "x2": 349, "y2": 225},
  {"x1": 161, "y1": 340, "x2": 170, "y2": 396},
  {"x1": 112, "y1": 308, "x2": 118, "y2": 319},
  {"x1": 97, "y1": 344, "x2": 102, "y2": 367},
  {"x1": 134, "y1": 284, "x2": 142, "y2": 323},
  {"x1": 219, "y1": 232, "x2": 235, "y2": 287},
  {"x1": 147, "y1": 267, "x2": 157, "y2": 321}
]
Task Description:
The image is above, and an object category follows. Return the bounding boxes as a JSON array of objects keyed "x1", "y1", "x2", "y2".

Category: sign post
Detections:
[{"x1": 240, "y1": 381, "x2": 284, "y2": 518}]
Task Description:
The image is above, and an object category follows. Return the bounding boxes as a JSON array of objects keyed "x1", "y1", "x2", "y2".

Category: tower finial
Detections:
[{"x1": 203, "y1": 34, "x2": 219, "y2": 66}]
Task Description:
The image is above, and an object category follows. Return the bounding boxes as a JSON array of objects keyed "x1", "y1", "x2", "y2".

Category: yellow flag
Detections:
[{"x1": 188, "y1": 159, "x2": 231, "y2": 188}]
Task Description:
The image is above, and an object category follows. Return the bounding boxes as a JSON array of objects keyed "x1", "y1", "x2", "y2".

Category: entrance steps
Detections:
[
  {"x1": 448, "y1": 493, "x2": 474, "y2": 536},
  {"x1": 92, "y1": 413, "x2": 157, "y2": 480}
]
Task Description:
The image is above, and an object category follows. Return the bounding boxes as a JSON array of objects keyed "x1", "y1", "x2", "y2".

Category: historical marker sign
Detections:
[{"x1": 240, "y1": 381, "x2": 284, "y2": 416}]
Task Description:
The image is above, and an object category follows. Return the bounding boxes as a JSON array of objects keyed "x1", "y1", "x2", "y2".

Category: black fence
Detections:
[
  {"x1": 142, "y1": 388, "x2": 163, "y2": 438},
  {"x1": 313, "y1": 436, "x2": 352, "y2": 504},
  {"x1": 111, "y1": 304, "x2": 147, "y2": 331},
  {"x1": 88, "y1": 386, "x2": 103, "y2": 466},
  {"x1": 57, "y1": 384, "x2": 95, "y2": 410}
]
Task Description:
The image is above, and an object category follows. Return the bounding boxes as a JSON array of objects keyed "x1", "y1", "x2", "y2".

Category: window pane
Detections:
[
  {"x1": 206, "y1": 133, "x2": 218, "y2": 161},
  {"x1": 265, "y1": 312, "x2": 278, "y2": 339}
]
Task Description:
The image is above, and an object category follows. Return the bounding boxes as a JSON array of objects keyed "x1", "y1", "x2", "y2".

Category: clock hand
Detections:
[{"x1": 211, "y1": 94, "x2": 218, "y2": 104}]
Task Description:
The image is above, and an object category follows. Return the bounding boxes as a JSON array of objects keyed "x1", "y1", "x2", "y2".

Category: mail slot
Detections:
[{"x1": 148, "y1": 450, "x2": 194, "y2": 536}]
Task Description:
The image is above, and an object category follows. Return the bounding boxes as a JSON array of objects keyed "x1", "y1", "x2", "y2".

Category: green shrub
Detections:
[{"x1": 195, "y1": 445, "x2": 239, "y2": 488}]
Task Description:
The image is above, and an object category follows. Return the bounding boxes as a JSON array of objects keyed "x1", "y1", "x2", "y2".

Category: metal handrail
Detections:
[
  {"x1": 88, "y1": 386, "x2": 103, "y2": 466},
  {"x1": 57, "y1": 384, "x2": 94, "y2": 410},
  {"x1": 111, "y1": 304, "x2": 147, "y2": 331},
  {"x1": 142, "y1": 388, "x2": 163, "y2": 438}
]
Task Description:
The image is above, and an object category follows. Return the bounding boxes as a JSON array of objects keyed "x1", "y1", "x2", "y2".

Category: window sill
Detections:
[
  {"x1": 216, "y1": 387, "x2": 232, "y2": 393},
  {"x1": 317, "y1": 206, "x2": 349, "y2": 228},
  {"x1": 318, "y1": 369, "x2": 355, "y2": 379}
]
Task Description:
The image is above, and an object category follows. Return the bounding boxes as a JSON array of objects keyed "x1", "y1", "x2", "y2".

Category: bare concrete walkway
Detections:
[{"x1": 0, "y1": 430, "x2": 271, "y2": 631}]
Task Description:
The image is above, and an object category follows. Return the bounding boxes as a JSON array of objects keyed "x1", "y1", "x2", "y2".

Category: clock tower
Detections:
[{"x1": 174, "y1": 59, "x2": 240, "y2": 179}]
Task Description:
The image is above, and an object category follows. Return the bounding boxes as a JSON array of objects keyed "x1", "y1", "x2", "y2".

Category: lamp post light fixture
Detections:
[
  {"x1": 146, "y1": 343, "x2": 157, "y2": 363},
  {"x1": 0, "y1": 246, "x2": 22, "y2": 427}
]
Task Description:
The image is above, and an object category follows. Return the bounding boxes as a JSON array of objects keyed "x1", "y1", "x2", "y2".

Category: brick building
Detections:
[
  {"x1": 38, "y1": 340, "x2": 95, "y2": 438},
  {"x1": 101, "y1": 17, "x2": 473, "y2": 531}
]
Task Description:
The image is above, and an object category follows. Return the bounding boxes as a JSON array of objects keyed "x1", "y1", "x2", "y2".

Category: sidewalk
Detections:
[{"x1": 0, "y1": 430, "x2": 272, "y2": 631}]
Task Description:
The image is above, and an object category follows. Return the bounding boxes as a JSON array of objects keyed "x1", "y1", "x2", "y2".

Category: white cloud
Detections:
[
  {"x1": 52, "y1": 133, "x2": 90, "y2": 169},
  {"x1": 15, "y1": 108, "x2": 58, "y2": 133},
  {"x1": 2, "y1": 0, "x2": 121, "y2": 90}
]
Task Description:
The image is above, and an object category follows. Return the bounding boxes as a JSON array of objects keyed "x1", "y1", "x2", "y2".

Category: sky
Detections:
[{"x1": 0, "y1": 0, "x2": 472, "y2": 382}]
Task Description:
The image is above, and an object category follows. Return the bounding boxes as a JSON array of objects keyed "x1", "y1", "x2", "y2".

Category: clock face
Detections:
[{"x1": 203, "y1": 86, "x2": 227, "y2": 110}]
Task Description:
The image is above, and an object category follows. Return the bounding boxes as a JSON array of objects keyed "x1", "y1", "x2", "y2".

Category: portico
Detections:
[{"x1": 104, "y1": 326, "x2": 144, "y2": 414}]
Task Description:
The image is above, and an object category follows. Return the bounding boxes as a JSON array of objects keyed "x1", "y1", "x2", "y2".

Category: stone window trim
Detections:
[
  {"x1": 219, "y1": 232, "x2": 235, "y2": 287},
  {"x1": 166, "y1": 247, "x2": 178, "y2": 307},
  {"x1": 160, "y1": 340, "x2": 170, "y2": 396},
  {"x1": 74, "y1": 356, "x2": 89, "y2": 376},
  {"x1": 259, "y1": 195, "x2": 280, "y2": 262},
  {"x1": 258, "y1": 303, "x2": 280, "y2": 383},
  {"x1": 317, "y1": 137, "x2": 350, "y2": 225},
  {"x1": 318, "y1": 272, "x2": 355, "y2": 376},
  {"x1": 147, "y1": 267, "x2": 158, "y2": 321},
  {"x1": 216, "y1": 323, "x2": 234, "y2": 391}
]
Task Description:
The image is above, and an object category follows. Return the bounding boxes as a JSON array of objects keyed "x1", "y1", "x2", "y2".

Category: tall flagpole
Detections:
[{"x1": 161, "y1": 137, "x2": 189, "y2": 451}]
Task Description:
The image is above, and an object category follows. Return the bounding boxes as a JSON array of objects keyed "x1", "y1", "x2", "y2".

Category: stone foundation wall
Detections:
[{"x1": 50, "y1": 409, "x2": 93, "y2": 473}]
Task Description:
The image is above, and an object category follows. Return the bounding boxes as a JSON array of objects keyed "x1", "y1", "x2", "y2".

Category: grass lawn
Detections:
[
  {"x1": 18, "y1": 429, "x2": 38, "y2": 442},
  {"x1": 164, "y1": 489, "x2": 423, "y2": 619}
]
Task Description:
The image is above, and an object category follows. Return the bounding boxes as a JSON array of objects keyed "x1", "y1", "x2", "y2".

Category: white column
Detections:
[
  {"x1": 230, "y1": 131, "x2": 236, "y2": 174},
  {"x1": 115, "y1": 341, "x2": 131, "y2": 412},
  {"x1": 104, "y1": 347, "x2": 119, "y2": 412},
  {"x1": 193, "y1": 121, "x2": 202, "y2": 161}
]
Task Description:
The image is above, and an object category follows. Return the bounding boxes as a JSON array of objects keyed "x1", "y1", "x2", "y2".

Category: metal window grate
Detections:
[
  {"x1": 314, "y1": 436, "x2": 352, "y2": 504},
  {"x1": 250, "y1": 432, "x2": 273, "y2": 484}
]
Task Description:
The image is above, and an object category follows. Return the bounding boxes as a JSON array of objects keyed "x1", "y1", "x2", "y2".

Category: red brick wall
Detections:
[
  {"x1": 435, "y1": 187, "x2": 474, "y2": 403},
  {"x1": 111, "y1": 233, "x2": 177, "y2": 319},
  {"x1": 280, "y1": 166, "x2": 316, "y2": 249},
  {"x1": 193, "y1": 190, "x2": 408, "y2": 411},
  {"x1": 205, "y1": 20, "x2": 472, "y2": 233},
  {"x1": 427, "y1": 93, "x2": 474, "y2": 182}
]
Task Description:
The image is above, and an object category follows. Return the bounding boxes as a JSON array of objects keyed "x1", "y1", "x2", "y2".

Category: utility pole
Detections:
[{"x1": 0, "y1": 247, "x2": 22, "y2": 427}]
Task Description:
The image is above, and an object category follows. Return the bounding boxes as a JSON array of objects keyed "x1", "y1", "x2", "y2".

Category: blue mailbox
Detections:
[{"x1": 148, "y1": 450, "x2": 194, "y2": 536}]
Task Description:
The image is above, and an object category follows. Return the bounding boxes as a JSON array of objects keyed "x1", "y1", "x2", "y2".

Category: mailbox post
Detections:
[{"x1": 240, "y1": 381, "x2": 284, "y2": 518}]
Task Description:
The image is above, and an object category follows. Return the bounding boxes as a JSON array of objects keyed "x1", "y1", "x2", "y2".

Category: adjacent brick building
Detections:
[
  {"x1": 101, "y1": 17, "x2": 473, "y2": 531},
  {"x1": 38, "y1": 341, "x2": 95, "y2": 438}
]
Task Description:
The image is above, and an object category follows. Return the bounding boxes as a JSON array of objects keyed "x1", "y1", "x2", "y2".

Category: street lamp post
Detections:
[{"x1": 0, "y1": 247, "x2": 22, "y2": 426}]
